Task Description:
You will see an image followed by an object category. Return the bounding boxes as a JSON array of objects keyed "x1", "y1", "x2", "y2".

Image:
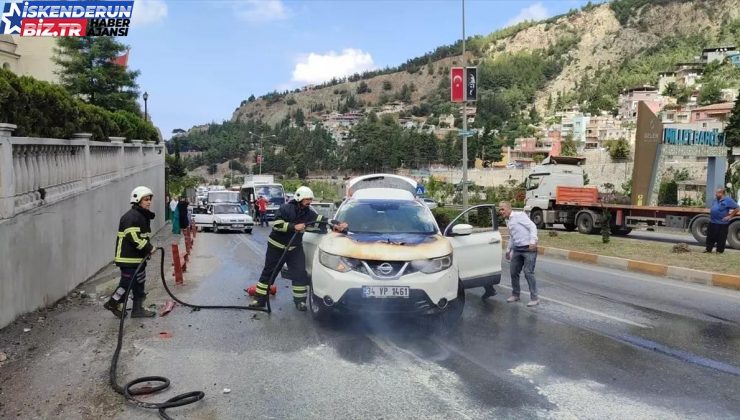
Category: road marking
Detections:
[
  {"x1": 235, "y1": 233, "x2": 266, "y2": 256},
  {"x1": 497, "y1": 284, "x2": 650, "y2": 329}
]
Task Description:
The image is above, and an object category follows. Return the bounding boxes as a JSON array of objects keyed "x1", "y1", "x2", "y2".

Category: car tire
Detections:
[
  {"x1": 213, "y1": 222, "x2": 219, "y2": 233},
  {"x1": 727, "y1": 219, "x2": 740, "y2": 250},
  {"x1": 308, "y1": 285, "x2": 330, "y2": 322},
  {"x1": 563, "y1": 223, "x2": 577, "y2": 231},
  {"x1": 690, "y1": 215, "x2": 709, "y2": 245},
  {"x1": 437, "y1": 283, "x2": 465, "y2": 333},
  {"x1": 245, "y1": 229, "x2": 252, "y2": 234}
]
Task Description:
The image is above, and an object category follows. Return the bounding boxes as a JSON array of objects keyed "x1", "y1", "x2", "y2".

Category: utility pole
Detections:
[{"x1": 461, "y1": 0, "x2": 469, "y2": 211}]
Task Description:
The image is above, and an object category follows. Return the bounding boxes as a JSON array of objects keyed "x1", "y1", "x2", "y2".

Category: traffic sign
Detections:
[{"x1": 458, "y1": 130, "x2": 476, "y2": 137}]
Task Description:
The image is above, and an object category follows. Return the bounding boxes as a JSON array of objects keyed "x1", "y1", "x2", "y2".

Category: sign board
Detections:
[
  {"x1": 450, "y1": 67, "x2": 464, "y2": 103},
  {"x1": 256, "y1": 154, "x2": 263, "y2": 164},
  {"x1": 466, "y1": 67, "x2": 477, "y2": 101},
  {"x1": 631, "y1": 102, "x2": 662, "y2": 206}
]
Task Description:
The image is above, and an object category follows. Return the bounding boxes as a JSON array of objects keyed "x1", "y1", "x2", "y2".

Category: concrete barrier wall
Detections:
[{"x1": 0, "y1": 126, "x2": 165, "y2": 329}]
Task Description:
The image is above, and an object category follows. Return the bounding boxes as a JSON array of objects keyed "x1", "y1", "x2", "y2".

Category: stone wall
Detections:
[{"x1": 0, "y1": 125, "x2": 166, "y2": 329}]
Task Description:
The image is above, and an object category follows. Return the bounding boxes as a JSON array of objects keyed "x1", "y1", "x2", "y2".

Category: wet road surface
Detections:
[{"x1": 113, "y1": 226, "x2": 740, "y2": 419}]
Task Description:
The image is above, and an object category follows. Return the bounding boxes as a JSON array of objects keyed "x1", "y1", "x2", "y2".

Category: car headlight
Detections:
[
  {"x1": 319, "y1": 250, "x2": 361, "y2": 273},
  {"x1": 410, "y1": 254, "x2": 452, "y2": 274}
]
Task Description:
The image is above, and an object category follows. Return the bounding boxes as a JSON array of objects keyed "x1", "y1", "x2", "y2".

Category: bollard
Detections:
[{"x1": 171, "y1": 243, "x2": 185, "y2": 285}]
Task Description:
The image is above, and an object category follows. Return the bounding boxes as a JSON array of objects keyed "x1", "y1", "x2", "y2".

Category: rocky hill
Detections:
[{"x1": 230, "y1": 0, "x2": 740, "y2": 126}]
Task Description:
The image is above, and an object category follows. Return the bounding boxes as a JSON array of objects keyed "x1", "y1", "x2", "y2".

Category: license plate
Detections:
[
  {"x1": 362, "y1": 286, "x2": 409, "y2": 298},
  {"x1": 232, "y1": 224, "x2": 244, "y2": 228}
]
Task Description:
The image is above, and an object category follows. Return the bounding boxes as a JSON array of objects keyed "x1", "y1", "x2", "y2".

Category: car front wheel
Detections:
[
  {"x1": 437, "y1": 283, "x2": 465, "y2": 332},
  {"x1": 308, "y1": 284, "x2": 331, "y2": 322}
]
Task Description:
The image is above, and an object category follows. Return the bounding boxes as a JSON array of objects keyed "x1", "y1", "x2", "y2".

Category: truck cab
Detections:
[{"x1": 524, "y1": 156, "x2": 586, "y2": 227}]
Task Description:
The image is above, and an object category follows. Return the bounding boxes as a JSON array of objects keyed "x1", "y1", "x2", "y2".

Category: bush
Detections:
[{"x1": 0, "y1": 69, "x2": 157, "y2": 142}]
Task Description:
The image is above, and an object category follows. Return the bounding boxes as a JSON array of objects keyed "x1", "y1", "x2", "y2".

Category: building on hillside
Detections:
[
  {"x1": 728, "y1": 52, "x2": 740, "y2": 67},
  {"x1": 721, "y1": 88, "x2": 738, "y2": 102},
  {"x1": 673, "y1": 63, "x2": 704, "y2": 88},
  {"x1": 701, "y1": 46, "x2": 738, "y2": 63},
  {"x1": 658, "y1": 71, "x2": 676, "y2": 93},
  {"x1": 0, "y1": 35, "x2": 60, "y2": 83},
  {"x1": 585, "y1": 116, "x2": 630, "y2": 149},
  {"x1": 618, "y1": 86, "x2": 666, "y2": 121},
  {"x1": 661, "y1": 105, "x2": 692, "y2": 124},
  {"x1": 511, "y1": 136, "x2": 560, "y2": 162},
  {"x1": 690, "y1": 102, "x2": 735, "y2": 123}
]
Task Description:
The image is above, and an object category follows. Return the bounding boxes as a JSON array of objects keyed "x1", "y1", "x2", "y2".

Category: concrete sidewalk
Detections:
[{"x1": 502, "y1": 238, "x2": 740, "y2": 291}]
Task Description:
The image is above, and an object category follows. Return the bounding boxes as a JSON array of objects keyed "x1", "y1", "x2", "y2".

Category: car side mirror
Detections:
[
  {"x1": 207, "y1": 210, "x2": 213, "y2": 215},
  {"x1": 451, "y1": 224, "x2": 473, "y2": 236}
]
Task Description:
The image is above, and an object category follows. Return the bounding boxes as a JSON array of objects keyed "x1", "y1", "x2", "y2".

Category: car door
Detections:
[{"x1": 444, "y1": 205, "x2": 502, "y2": 289}]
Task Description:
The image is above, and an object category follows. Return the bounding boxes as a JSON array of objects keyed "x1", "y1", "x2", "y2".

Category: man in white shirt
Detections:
[{"x1": 500, "y1": 201, "x2": 539, "y2": 307}]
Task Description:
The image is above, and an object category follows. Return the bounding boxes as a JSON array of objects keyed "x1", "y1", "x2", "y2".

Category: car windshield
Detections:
[
  {"x1": 336, "y1": 200, "x2": 437, "y2": 234},
  {"x1": 256, "y1": 185, "x2": 285, "y2": 205},
  {"x1": 215, "y1": 205, "x2": 242, "y2": 214}
]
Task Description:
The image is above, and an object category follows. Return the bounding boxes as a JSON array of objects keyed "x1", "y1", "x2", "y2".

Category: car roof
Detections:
[{"x1": 351, "y1": 188, "x2": 415, "y2": 201}]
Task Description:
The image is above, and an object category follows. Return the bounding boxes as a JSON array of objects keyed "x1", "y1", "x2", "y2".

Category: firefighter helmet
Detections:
[
  {"x1": 130, "y1": 186, "x2": 154, "y2": 204},
  {"x1": 294, "y1": 186, "x2": 314, "y2": 202}
]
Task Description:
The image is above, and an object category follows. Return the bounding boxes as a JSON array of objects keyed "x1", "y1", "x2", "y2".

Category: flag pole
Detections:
[{"x1": 461, "y1": 0, "x2": 468, "y2": 211}]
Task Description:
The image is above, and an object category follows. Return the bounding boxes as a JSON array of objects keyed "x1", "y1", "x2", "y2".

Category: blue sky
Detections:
[{"x1": 126, "y1": 0, "x2": 596, "y2": 139}]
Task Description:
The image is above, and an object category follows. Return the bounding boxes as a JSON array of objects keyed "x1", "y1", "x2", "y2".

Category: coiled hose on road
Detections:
[{"x1": 109, "y1": 222, "x2": 329, "y2": 418}]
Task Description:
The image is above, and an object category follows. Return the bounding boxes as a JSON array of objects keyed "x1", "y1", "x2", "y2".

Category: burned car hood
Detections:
[{"x1": 320, "y1": 232, "x2": 452, "y2": 261}]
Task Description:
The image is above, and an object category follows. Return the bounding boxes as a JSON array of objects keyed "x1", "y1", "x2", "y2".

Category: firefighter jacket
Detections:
[
  {"x1": 269, "y1": 200, "x2": 337, "y2": 250},
  {"x1": 114, "y1": 206, "x2": 155, "y2": 268}
]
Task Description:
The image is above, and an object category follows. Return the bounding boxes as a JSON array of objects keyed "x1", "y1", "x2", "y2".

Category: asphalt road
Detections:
[{"x1": 1, "y1": 225, "x2": 738, "y2": 419}]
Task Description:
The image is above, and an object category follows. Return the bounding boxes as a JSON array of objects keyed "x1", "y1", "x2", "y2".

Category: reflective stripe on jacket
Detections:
[
  {"x1": 115, "y1": 206, "x2": 155, "y2": 267},
  {"x1": 268, "y1": 200, "x2": 335, "y2": 249}
]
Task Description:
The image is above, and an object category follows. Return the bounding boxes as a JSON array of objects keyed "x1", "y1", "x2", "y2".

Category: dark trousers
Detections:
[
  {"x1": 259, "y1": 211, "x2": 268, "y2": 226},
  {"x1": 256, "y1": 243, "x2": 308, "y2": 302},
  {"x1": 116, "y1": 266, "x2": 147, "y2": 299},
  {"x1": 510, "y1": 249, "x2": 538, "y2": 299},
  {"x1": 706, "y1": 223, "x2": 729, "y2": 253}
]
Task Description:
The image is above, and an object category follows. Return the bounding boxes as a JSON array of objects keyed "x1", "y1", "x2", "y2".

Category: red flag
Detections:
[
  {"x1": 111, "y1": 50, "x2": 129, "y2": 67},
  {"x1": 450, "y1": 67, "x2": 464, "y2": 103}
]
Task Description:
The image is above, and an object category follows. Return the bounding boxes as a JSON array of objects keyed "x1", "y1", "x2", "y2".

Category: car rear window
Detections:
[{"x1": 336, "y1": 200, "x2": 437, "y2": 234}]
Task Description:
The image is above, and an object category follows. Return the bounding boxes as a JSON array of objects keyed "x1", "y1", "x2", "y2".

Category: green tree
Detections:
[
  {"x1": 168, "y1": 139, "x2": 186, "y2": 177},
  {"x1": 356, "y1": 81, "x2": 370, "y2": 94},
  {"x1": 248, "y1": 94, "x2": 256, "y2": 102},
  {"x1": 294, "y1": 108, "x2": 305, "y2": 127},
  {"x1": 661, "y1": 81, "x2": 680, "y2": 97},
  {"x1": 560, "y1": 135, "x2": 578, "y2": 157},
  {"x1": 606, "y1": 138, "x2": 631, "y2": 161},
  {"x1": 54, "y1": 38, "x2": 140, "y2": 113},
  {"x1": 698, "y1": 81, "x2": 723, "y2": 105},
  {"x1": 382, "y1": 80, "x2": 393, "y2": 91}
]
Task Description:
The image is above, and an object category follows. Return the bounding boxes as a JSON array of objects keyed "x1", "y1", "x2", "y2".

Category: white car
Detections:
[
  {"x1": 302, "y1": 174, "x2": 502, "y2": 325},
  {"x1": 192, "y1": 203, "x2": 254, "y2": 233},
  {"x1": 421, "y1": 197, "x2": 438, "y2": 209}
]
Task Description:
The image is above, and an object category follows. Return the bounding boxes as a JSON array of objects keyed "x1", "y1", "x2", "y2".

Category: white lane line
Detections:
[
  {"x1": 497, "y1": 284, "x2": 650, "y2": 329},
  {"x1": 235, "y1": 233, "x2": 266, "y2": 257},
  {"x1": 538, "y1": 257, "x2": 740, "y2": 301}
]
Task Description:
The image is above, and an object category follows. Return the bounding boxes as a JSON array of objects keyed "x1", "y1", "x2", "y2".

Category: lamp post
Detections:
[
  {"x1": 249, "y1": 131, "x2": 276, "y2": 175},
  {"x1": 143, "y1": 91, "x2": 149, "y2": 122}
]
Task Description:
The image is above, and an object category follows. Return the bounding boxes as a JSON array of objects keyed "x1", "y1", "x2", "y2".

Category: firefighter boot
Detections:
[
  {"x1": 131, "y1": 298, "x2": 156, "y2": 318},
  {"x1": 104, "y1": 297, "x2": 126, "y2": 318},
  {"x1": 294, "y1": 300, "x2": 307, "y2": 312},
  {"x1": 248, "y1": 297, "x2": 267, "y2": 309}
]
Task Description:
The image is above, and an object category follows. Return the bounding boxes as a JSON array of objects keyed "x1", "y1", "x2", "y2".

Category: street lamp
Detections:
[
  {"x1": 143, "y1": 91, "x2": 149, "y2": 122},
  {"x1": 249, "y1": 131, "x2": 276, "y2": 175}
]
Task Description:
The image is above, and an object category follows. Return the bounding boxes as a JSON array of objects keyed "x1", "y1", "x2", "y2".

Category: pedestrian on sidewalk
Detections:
[
  {"x1": 171, "y1": 196, "x2": 180, "y2": 234},
  {"x1": 104, "y1": 186, "x2": 157, "y2": 318},
  {"x1": 178, "y1": 197, "x2": 190, "y2": 231},
  {"x1": 248, "y1": 186, "x2": 347, "y2": 311},
  {"x1": 499, "y1": 201, "x2": 540, "y2": 307},
  {"x1": 705, "y1": 187, "x2": 739, "y2": 254}
]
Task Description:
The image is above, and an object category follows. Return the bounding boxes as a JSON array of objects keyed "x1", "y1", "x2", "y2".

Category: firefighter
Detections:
[
  {"x1": 104, "y1": 186, "x2": 157, "y2": 318},
  {"x1": 248, "y1": 186, "x2": 348, "y2": 311}
]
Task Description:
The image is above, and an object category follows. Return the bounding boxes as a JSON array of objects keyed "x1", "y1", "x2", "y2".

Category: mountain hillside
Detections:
[{"x1": 230, "y1": 0, "x2": 740, "y2": 126}]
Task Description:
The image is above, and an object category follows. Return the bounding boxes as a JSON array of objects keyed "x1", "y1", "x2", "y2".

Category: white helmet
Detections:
[
  {"x1": 294, "y1": 186, "x2": 314, "y2": 202},
  {"x1": 130, "y1": 186, "x2": 154, "y2": 204}
]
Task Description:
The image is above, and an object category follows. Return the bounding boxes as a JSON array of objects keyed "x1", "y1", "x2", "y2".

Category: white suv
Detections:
[{"x1": 302, "y1": 174, "x2": 502, "y2": 325}]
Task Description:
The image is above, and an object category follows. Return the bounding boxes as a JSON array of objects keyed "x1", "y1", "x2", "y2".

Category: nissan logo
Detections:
[{"x1": 377, "y1": 263, "x2": 394, "y2": 275}]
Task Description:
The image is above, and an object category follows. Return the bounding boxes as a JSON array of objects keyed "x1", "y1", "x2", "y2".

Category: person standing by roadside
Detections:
[
  {"x1": 257, "y1": 195, "x2": 269, "y2": 227},
  {"x1": 170, "y1": 196, "x2": 180, "y2": 234},
  {"x1": 705, "y1": 187, "x2": 739, "y2": 254},
  {"x1": 499, "y1": 201, "x2": 540, "y2": 307},
  {"x1": 178, "y1": 197, "x2": 190, "y2": 231}
]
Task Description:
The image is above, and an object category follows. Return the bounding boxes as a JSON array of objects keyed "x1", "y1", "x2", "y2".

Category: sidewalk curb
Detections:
[{"x1": 502, "y1": 239, "x2": 740, "y2": 291}]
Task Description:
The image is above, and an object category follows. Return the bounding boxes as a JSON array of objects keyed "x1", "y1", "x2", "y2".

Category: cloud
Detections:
[
  {"x1": 131, "y1": 0, "x2": 168, "y2": 26},
  {"x1": 291, "y1": 49, "x2": 376, "y2": 85},
  {"x1": 507, "y1": 2, "x2": 549, "y2": 26},
  {"x1": 236, "y1": 0, "x2": 288, "y2": 23}
]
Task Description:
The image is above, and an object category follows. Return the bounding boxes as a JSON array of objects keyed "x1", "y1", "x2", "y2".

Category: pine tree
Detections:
[{"x1": 54, "y1": 38, "x2": 140, "y2": 113}]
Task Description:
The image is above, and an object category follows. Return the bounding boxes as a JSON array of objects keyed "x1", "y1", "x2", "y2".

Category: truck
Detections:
[
  {"x1": 523, "y1": 156, "x2": 740, "y2": 249},
  {"x1": 240, "y1": 175, "x2": 286, "y2": 220}
]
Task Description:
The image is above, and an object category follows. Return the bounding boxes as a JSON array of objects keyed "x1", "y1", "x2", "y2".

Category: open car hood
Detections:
[{"x1": 319, "y1": 232, "x2": 452, "y2": 261}]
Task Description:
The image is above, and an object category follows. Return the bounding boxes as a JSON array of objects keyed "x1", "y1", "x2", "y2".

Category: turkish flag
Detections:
[
  {"x1": 450, "y1": 67, "x2": 464, "y2": 103},
  {"x1": 111, "y1": 50, "x2": 129, "y2": 67}
]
